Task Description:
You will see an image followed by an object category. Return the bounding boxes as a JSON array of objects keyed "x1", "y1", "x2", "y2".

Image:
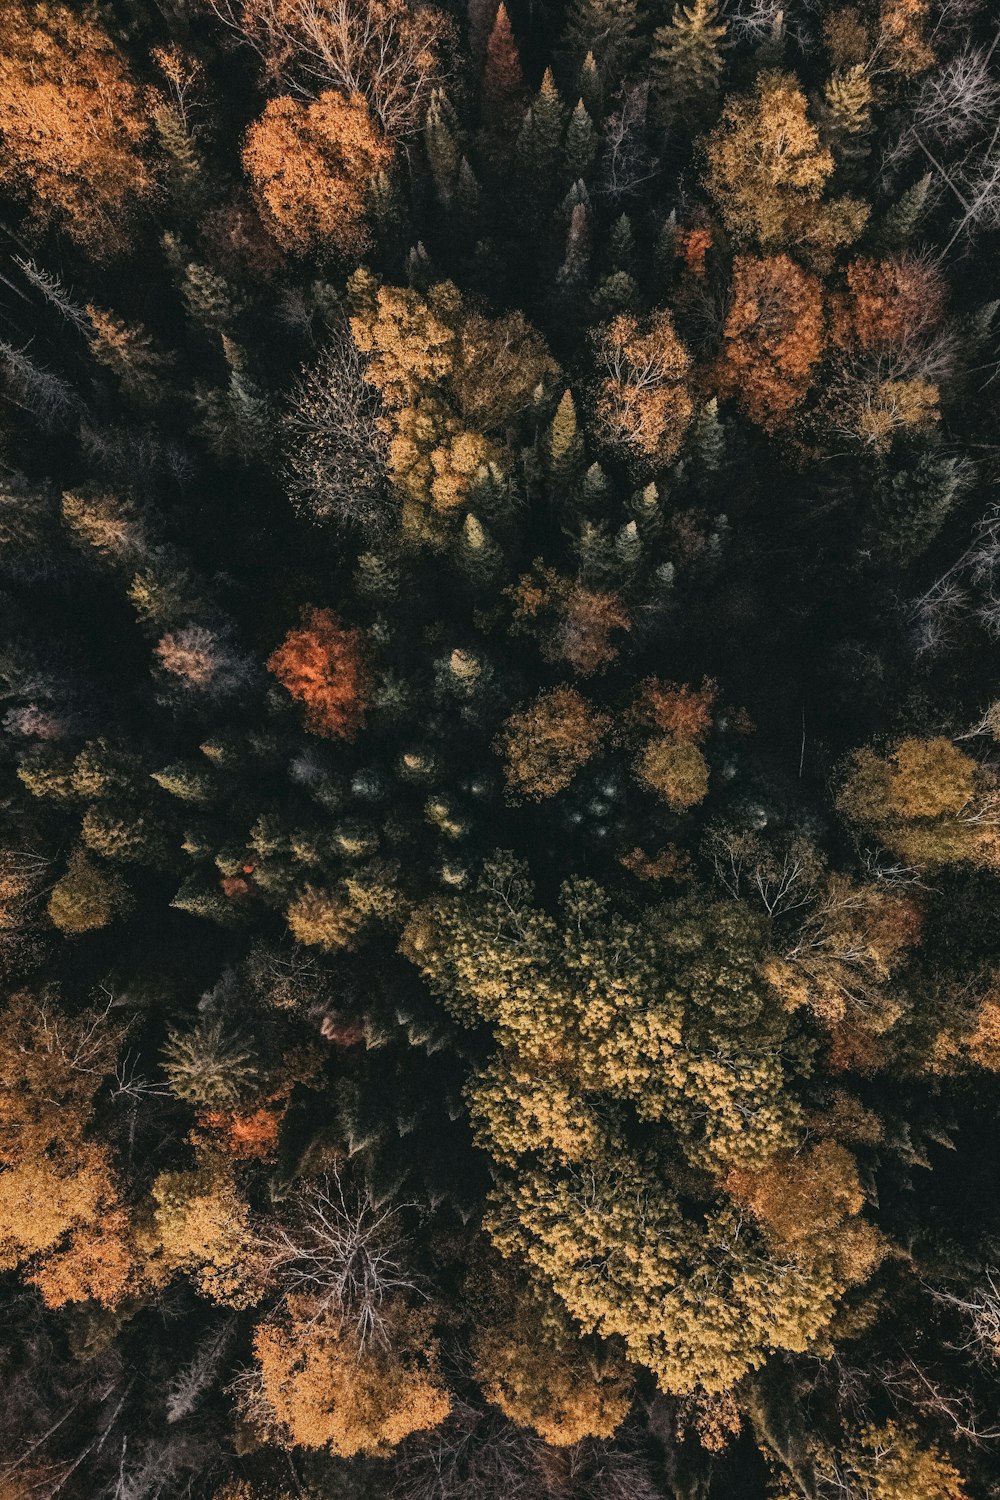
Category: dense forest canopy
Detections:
[{"x1": 1, "y1": 0, "x2": 1000, "y2": 1497}]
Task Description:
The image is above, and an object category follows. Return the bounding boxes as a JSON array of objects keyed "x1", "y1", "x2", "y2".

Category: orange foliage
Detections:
[
  {"x1": 251, "y1": 1297, "x2": 451, "y2": 1455},
  {"x1": 880, "y1": 0, "x2": 934, "y2": 76},
  {"x1": 268, "y1": 607, "x2": 369, "y2": 740},
  {"x1": 481, "y1": 4, "x2": 526, "y2": 141},
  {"x1": 497, "y1": 687, "x2": 610, "y2": 800},
  {"x1": 677, "y1": 227, "x2": 712, "y2": 276},
  {"x1": 636, "y1": 678, "x2": 716, "y2": 740},
  {"x1": 832, "y1": 256, "x2": 947, "y2": 354},
  {"x1": 593, "y1": 311, "x2": 693, "y2": 467},
  {"x1": 243, "y1": 90, "x2": 392, "y2": 257},
  {"x1": 29, "y1": 1206, "x2": 136, "y2": 1309},
  {"x1": 197, "y1": 1102, "x2": 283, "y2": 1160},
  {"x1": 0, "y1": 3, "x2": 158, "y2": 256},
  {"x1": 726, "y1": 1140, "x2": 865, "y2": 1253},
  {"x1": 509, "y1": 567, "x2": 631, "y2": 676},
  {"x1": 716, "y1": 255, "x2": 825, "y2": 432}
]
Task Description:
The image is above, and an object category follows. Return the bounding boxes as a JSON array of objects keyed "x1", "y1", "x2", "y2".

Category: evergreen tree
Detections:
[
  {"x1": 650, "y1": 0, "x2": 727, "y2": 128},
  {"x1": 481, "y1": 4, "x2": 525, "y2": 151},
  {"x1": 548, "y1": 389, "x2": 585, "y2": 480},
  {"x1": 563, "y1": 0, "x2": 641, "y2": 88},
  {"x1": 564, "y1": 99, "x2": 598, "y2": 180},
  {"x1": 515, "y1": 69, "x2": 566, "y2": 199}
]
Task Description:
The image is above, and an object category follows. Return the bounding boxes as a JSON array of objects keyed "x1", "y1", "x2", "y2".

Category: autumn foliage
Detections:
[
  {"x1": 0, "y1": 2, "x2": 158, "y2": 255},
  {"x1": 243, "y1": 91, "x2": 392, "y2": 257},
  {"x1": 267, "y1": 607, "x2": 369, "y2": 739}
]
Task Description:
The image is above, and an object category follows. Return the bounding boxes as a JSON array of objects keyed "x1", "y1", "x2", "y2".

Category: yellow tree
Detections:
[
  {"x1": 247, "y1": 1296, "x2": 451, "y2": 1455},
  {"x1": 837, "y1": 738, "x2": 1000, "y2": 870},
  {"x1": 704, "y1": 71, "x2": 867, "y2": 266}
]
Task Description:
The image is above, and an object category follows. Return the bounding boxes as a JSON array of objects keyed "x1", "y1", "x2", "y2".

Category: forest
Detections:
[{"x1": 1, "y1": 0, "x2": 1000, "y2": 1496}]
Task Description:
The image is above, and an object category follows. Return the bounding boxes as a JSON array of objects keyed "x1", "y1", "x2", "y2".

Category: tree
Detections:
[
  {"x1": 562, "y1": 0, "x2": 641, "y2": 89},
  {"x1": 497, "y1": 688, "x2": 610, "y2": 798},
  {"x1": 514, "y1": 68, "x2": 565, "y2": 199},
  {"x1": 283, "y1": 333, "x2": 391, "y2": 531},
  {"x1": 592, "y1": 311, "x2": 693, "y2": 468},
  {"x1": 243, "y1": 90, "x2": 392, "y2": 256},
  {"x1": 349, "y1": 280, "x2": 555, "y2": 526},
  {"x1": 156, "y1": 626, "x2": 252, "y2": 698},
  {"x1": 267, "y1": 607, "x2": 369, "y2": 739},
  {"x1": 480, "y1": 4, "x2": 525, "y2": 148},
  {"x1": 715, "y1": 255, "x2": 825, "y2": 432},
  {"x1": 402, "y1": 864, "x2": 865, "y2": 1391},
  {"x1": 0, "y1": 2, "x2": 159, "y2": 256},
  {"x1": 150, "y1": 1160, "x2": 265, "y2": 1308},
  {"x1": 87, "y1": 305, "x2": 173, "y2": 403},
  {"x1": 209, "y1": 0, "x2": 452, "y2": 139},
  {"x1": 635, "y1": 735, "x2": 709, "y2": 809},
  {"x1": 564, "y1": 99, "x2": 598, "y2": 179},
  {"x1": 248, "y1": 1296, "x2": 451, "y2": 1455},
  {"x1": 837, "y1": 738, "x2": 1000, "y2": 870},
  {"x1": 471, "y1": 1281, "x2": 633, "y2": 1444},
  {"x1": 48, "y1": 848, "x2": 131, "y2": 933},
  {"x1": 650, "y1": 0, "x2": 727, "y2": 128},
  {"x1": 704, "y1": 71, "x2": 868, "y2": 266},
  {"x1": 162, "y1": 1019, "x2": 261, "y2": 1107}
]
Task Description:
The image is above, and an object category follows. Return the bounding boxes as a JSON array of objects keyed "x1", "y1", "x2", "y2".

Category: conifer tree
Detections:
[
  {"x1": 564, "y1": 99, "x2": 598, "y2": 180},
  {"x1": 548, "y1": 389, "x2": 585, "y2": 480},
  {"x1": 515, "y1": 68, "x2": 566, "y2": 199},
  {"x1": 563, "y1": 0, "x2": 641, "y2": 89},
  {"x1": 650, "y1": 0, "x2": 727, "y2": 128},
  {"x1": 481, "y1": 4, "x2": 526, "y2": 151}
]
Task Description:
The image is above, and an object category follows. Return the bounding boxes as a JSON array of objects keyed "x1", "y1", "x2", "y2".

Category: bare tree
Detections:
[
  {"x1": 165, "y1": 1321, "x2": 237, "y2": 1425},
  {"x1": 283, "y1": 332, "x2": 392, "y2": 533},
  {"x1": 206, "y1": 0, "x2": 452, "y2": 137},
  {"x1": 13, "y1": 258, "x2": 93, "y2": 336},
  {"x1": 263, "y1": 1170, "x2": 420, "y2": 1348}
]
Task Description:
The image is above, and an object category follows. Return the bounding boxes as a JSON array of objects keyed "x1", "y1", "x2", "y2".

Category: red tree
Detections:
[{"x1": 267, "y1": 608, "x2": 369, "y2": 740}]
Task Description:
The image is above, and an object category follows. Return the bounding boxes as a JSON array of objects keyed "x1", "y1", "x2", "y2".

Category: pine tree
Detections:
[
  {"x1": 458, "y1": 513, "x2": 502, "y2": 580},
  {"x1": 564, "y1": 99, "x2": 598, "y2": 180},
  {"x1": 548, "y1": 389, "x2": 585, "y2": 481},
  {"x1": 870, "y1": 451, "x2": 967, "y2": 564},
  {"x1": 556, "y1": 197, "x2": 592, "y2": 291},
  {"x1": 650, "y1": 0, "x2": 727, "y2": 128},
  {"x1": 608, "y1": 213, "x2": 635, "y2": 269},
  {"x1": 425, "y1": 89, "x2": 461, "y2": 206},
  {"x1": 877, "y1": 173, "x2": 932, "y2": 249},
  {"x1": 563, "y1": 0, "x2": 641, "y2": 88},
  {"x1": 820, "y1": 66, "x2": 873, "y2": 167},
  {"x1": 515, "y1": 69, "x2": 566, "y2": 198},
  {"x1": 481, "y1": 4, "x2": 525, "y2": 150},
  {"x1": 578, "y1": 51, "x2": 603, "y2": 118},
  {"x1": 689, "y1": 397, "x2": 725, "y2": 474},
  {"x1": 456, "y1": 156, "x2": 481, "y2": 227}
]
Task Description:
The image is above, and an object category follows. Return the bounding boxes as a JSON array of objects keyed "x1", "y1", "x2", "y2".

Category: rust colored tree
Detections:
[{"x1": 267, "y1": 607, "x2": 369, "y2": 739}]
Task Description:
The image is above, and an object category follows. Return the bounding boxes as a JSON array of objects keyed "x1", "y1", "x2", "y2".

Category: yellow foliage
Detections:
[
  {"x1": 472, "y1": 1286, "x2": 633, "y2": 1445},
  {"x1": 704, "y1": 71, "x2": 868, "y2": 265},
  {"x1": 838, "y1": 738, "x2": 999, "y2": 870},
  {"x1": 636, "y1": 735, "x2": 709, "y2": 809},
  {"x1": 251, "y1": 1298, "x2": 451, "y2": 1455},
  {"x1": 592, "y1": 311, "x2": 693, "y2": 467},
  {"x1": 151, "y1": 1160, "x2": 265, "y2": 1307}
]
